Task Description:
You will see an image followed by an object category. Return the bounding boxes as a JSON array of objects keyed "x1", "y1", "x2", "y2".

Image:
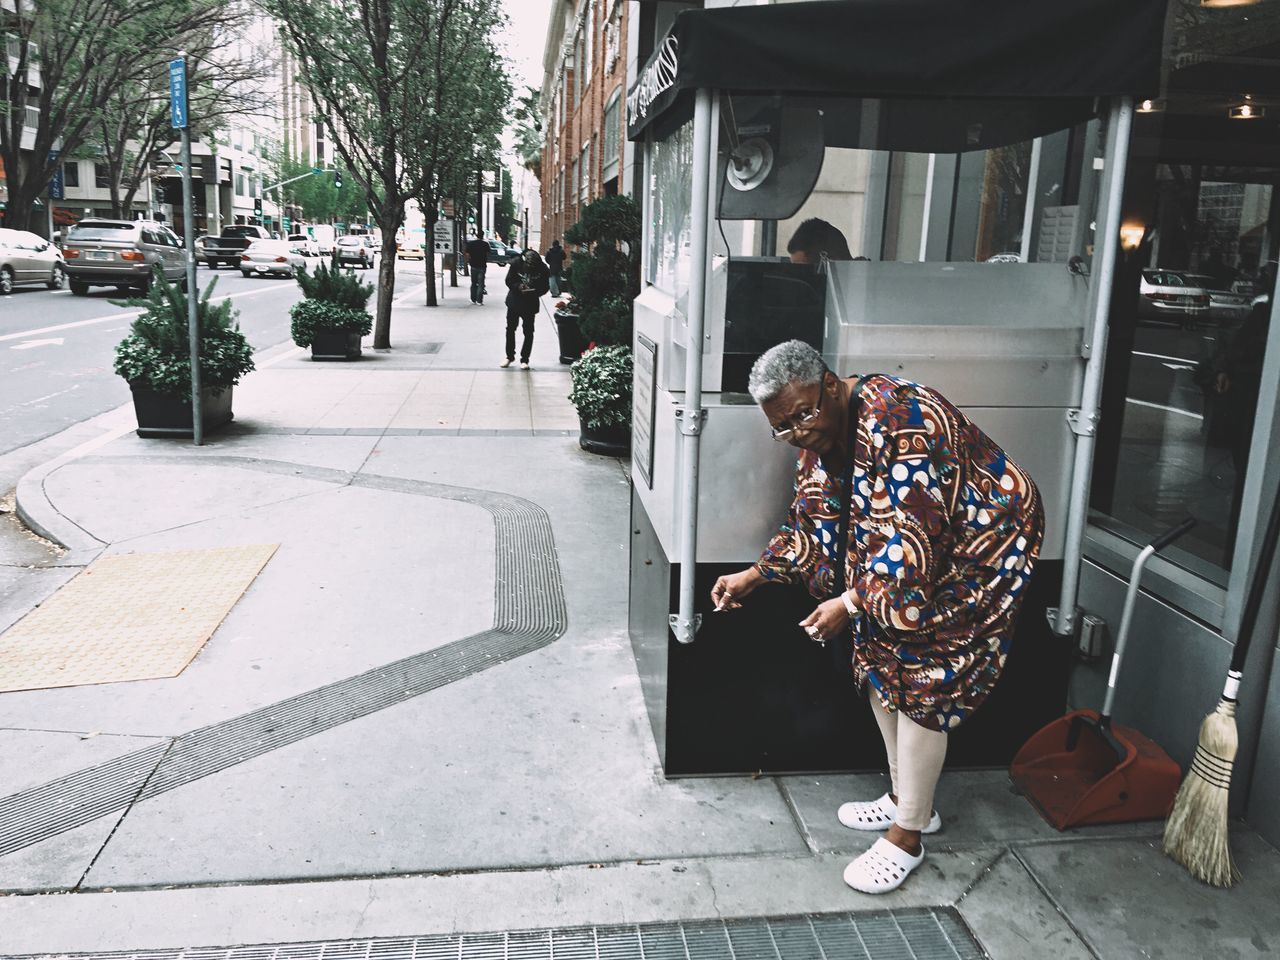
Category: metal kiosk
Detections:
[{"x1": 624, "y1": 0, "x2": 1168, "y2": 776}]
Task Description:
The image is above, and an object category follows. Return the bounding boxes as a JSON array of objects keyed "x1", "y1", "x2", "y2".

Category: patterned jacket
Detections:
[{"x1": 757, "y1": 375, "x2": 1044, "y2": 731}]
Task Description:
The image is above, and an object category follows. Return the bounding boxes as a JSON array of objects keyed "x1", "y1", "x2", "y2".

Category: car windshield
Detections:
[
  {"x1": 1183, "y1": 274, "x2": 1223, "y2": 291},
  {"x1": 67, "y1": 224, "x2": 136, "y2": 241},
  {"x1": 223, "y1": 227, "x2": 263, "y2": 238},
  {"x1": 337, "y1": 238, "x2": 362, "y2": 246}
]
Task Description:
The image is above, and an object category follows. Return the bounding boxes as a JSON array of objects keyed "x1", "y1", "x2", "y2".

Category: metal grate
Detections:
[
  {"x1": 0, "y1": 459, "x2": 567, "y2": 859},
  {"x1": 0, "y1": 910, "x2": 985, "y2": 960}
]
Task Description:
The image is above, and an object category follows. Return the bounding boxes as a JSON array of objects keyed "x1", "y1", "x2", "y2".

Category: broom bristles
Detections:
[{"x1": 1163, "y1": 698, "x2": 1239, "y2": 887}]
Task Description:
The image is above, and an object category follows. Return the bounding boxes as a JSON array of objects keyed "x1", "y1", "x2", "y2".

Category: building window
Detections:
[
  {"x1": 63, "y1": 162, "x2": 79, "y2": 188},
  {"x1": 602, "y1": 89, "x2": 621, "y2": 176},
  {"x1": 235, "y1": 173, "x2": 246, "y2": 196},
  {"x1": 580, "y1": 141, "x2": 591, "y2": 203},
  {"x1": 94, "y1": 163, "x2": 110, "y2": 189},
  {"x1": 1091, "y1": 164, "x2": 1279, "y2": 579},
  {"x1": 24, "y1": 106, "x2": 39, "y2": 130}
]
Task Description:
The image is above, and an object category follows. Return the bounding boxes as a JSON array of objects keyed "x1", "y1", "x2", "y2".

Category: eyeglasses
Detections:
[{"x1": 770, "y1": 382, "x2": 825, "y2": 441}]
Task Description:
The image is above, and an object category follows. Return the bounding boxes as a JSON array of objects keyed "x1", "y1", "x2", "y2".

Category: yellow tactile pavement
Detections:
[{"x1": 0, "y1": 544, "x2": 278, "y2": 693}]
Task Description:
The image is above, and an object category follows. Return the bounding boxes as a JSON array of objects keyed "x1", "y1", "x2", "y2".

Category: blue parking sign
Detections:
[{"x1": 169, "y1": 58, "x2": 188, "y2": 129}]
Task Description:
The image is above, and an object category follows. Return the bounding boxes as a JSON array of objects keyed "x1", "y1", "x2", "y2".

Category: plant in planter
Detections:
[
  {"x1": 290, "y1": 260, "x2": 375, "y2": 360},
  {"x1": 112, "y1": 269, "x2": 255, "y2": 438},
  {"x1": 569, "y1": 343, "x2": 633, "y2": 456},
  {"x1": 562, "y1": 195, "x2": 640, "y2": 452}
]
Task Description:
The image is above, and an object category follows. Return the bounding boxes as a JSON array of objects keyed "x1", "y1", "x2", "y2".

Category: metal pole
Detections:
[
  {"x1": 1019, "y1": 137, "x2": 1043, "y2": 263},
  {"x1": 181, "y1": 123, "x2": 203, "y2": 446},
  {"x1": 669, "y1": 88, "x2": 715, "y2": 645},
  {"x1": 1053, "y1": 96, "x2": 1135, "y2": 636}
]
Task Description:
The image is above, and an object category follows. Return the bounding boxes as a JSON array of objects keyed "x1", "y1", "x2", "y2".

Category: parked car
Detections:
[
  {"x1": 0, "y1": 227, "x2": 66, "y2": 293},
  {"x1": 1137, "y1": 269, "x2": 1210, "y2": 327},
  {"x1": 203, "y1": 224, "x2": 273, "y2": 269},
  {"x1": 487, "y1": 240, "x2": 517, "y2": 266},
  {"x1": 335, "y1": 235, "x2": 376, "y2": 269},
  {"x1": 62, "y1": 219, "x2": 188, "y2": 295},
  {"x1": 396, "y1": 231, "x2": 425, "y2": 260},
  {"x1": 1182, "y1": 273, "x2": 1252, "y2": 325},
  {"x1": 240, "y1": 239, "x2": 307, "y2": 278},
  {"x1": 287, "y1": 233, "x2": 321, "y2": 257}
]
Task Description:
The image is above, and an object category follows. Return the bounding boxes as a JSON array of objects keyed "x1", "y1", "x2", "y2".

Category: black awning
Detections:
[{"x1": 627, "y1": 0, "x2": 1168, "y2": 141}]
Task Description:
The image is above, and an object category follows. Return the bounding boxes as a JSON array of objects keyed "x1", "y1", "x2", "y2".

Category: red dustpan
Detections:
[{"x1": 1011, "y1": 519, "x2": 1194, "y2": 830}]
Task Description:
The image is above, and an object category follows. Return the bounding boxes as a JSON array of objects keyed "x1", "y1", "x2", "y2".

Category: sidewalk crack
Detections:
[{"x1": 72, "y1": 737, "x2": 177, "y2": 891}]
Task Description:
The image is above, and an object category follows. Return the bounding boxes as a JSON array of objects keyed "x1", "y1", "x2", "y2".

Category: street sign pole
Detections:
[{"x1": 171, "y1": 55, "x2": 202, "y2": 445}]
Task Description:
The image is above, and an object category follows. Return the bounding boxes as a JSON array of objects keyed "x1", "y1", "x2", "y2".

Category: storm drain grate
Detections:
[
  {"x1": 0, "y1": 460, "x2": 567, "y2": 859},
  {"x1": 0, "y1": 910, "x2": 985, "y2": 960}
]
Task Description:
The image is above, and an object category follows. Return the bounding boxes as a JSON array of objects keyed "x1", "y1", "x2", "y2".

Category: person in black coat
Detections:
[
  {"x1": 502, "y1": 249, "x2": 550, "y2": 368},
  {"x1": 545, "y1": 239, "x2": 567, "y2": 296}
]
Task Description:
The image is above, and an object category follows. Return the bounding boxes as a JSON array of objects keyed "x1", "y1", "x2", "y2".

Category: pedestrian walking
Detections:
[
  {"x1": 501, "y1": 249, "x2": 550, "y2": 369},
  {"x1": 710, "y1": 340, "x2": 1043, "y2": 896},
  {"x1": 465, "y1": 229, "x2": 490, "y2": 304},
  {"x1": 545, "y1": 239, "x2": 566, "y2": 297}
]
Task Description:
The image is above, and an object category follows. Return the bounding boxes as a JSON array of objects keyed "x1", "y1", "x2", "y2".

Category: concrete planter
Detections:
[
  {"x1": 578, "y1": 417, "x2": 630, "y2": 457},
  {"x1": 553, "y1": 310, "x2": 587, "y2": 365},
  {"x1": 310, "y1": 329, "x2": 363, "y2": 361},
  {"x1": 130, "y1": 383, "x2": 234, "y2": 438}
]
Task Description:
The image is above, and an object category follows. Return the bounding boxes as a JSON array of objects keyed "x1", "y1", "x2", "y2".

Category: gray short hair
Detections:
[{"x1": 747, "y1": 340, "x2": 827, "y2": 403}]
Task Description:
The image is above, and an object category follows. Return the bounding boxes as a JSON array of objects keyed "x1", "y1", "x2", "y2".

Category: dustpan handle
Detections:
[{"x1": 1101, "y1": 517, "x2": 1196, "y2": 723}]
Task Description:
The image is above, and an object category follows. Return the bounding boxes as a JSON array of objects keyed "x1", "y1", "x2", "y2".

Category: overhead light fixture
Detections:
[
  {"x1": 1119, "y1": 222, "x2": 1147, "y2": 252},
  {"x1": 1229, "y1": 96, "x2": 1265, "y2": 120},
  {"x1": 1137, "y1": 98, "x2": 1166, "y2": 114},
  {"x1": 1201, "y1": 0, "x2": 1260, "y2": 8}
]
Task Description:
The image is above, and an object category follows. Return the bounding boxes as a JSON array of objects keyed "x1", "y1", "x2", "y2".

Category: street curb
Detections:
[{"x1": 14, "y1": 456, "x2": 105, "y2": 567}]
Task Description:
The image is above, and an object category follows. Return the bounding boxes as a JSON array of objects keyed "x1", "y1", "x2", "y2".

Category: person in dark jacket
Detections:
[
  {"x1": 502, "y1": 249, "x2": 550, "y2": 368},
  {"x1": 545, "y1": 239, "x2": 567, "y2": 296},
  {"x1": 465, "y1": 229, "x2": 490, "y2": 304}
]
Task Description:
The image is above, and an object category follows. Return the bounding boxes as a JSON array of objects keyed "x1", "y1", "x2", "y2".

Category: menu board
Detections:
[{"x1": 633, "y1": 334, "x2": 658, "y2": 489}]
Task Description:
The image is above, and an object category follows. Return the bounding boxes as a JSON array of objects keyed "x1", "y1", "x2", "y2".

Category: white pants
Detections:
[{"x1": 868, "y1": 688, "x2": 949, "y2": 831}]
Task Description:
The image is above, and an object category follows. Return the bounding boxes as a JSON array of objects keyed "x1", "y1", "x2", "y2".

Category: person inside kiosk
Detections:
[{"x1": 710, "y1": 340, "x2": 1044, "y2": 894}]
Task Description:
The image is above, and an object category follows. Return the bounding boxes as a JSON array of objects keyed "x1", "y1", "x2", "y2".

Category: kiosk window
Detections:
[{"x1": 647, "y1": 122, "x2": 694, "y2": 295}]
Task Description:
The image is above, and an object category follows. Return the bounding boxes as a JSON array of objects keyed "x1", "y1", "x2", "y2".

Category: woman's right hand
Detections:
[{"x1": 711, "y1": 567, "x2": 766, "y2": 612}]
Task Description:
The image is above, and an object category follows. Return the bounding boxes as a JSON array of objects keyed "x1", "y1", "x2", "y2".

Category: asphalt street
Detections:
[{"x1": 0, "y1": 258, "x2": 438, "y2": 465}]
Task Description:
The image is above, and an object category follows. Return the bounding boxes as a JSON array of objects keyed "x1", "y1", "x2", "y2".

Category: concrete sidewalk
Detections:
[{"x1": 1, "y1": 292, "x2": 1278, "y2": 959}]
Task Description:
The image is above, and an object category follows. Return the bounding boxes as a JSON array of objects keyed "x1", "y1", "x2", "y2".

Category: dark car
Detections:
[
  {"x1": 335, "y1": 235, "x2": 376, "y2": 269},
  {"x1": 487, "y1": 240, "x2": 517, "y2": 266}
]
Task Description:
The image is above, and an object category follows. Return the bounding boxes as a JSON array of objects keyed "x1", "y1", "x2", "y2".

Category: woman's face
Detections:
[{"x1": 760, "y1": 375, "x2": 840, "y2": 455}]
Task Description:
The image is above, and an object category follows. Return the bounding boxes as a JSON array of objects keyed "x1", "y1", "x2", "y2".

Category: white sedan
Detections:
[{"x1": 239, "y1": 239, "x2": 310, "y2": 278}]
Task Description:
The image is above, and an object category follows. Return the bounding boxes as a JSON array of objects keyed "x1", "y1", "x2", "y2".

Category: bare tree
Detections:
[{"x1": 1, "y1": 0, "x2": 249, "y2": 233}]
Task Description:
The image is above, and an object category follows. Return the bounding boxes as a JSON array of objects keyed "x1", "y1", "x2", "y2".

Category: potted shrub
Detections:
[
  {"x1": 290, "y1": 260, "x2": 374, "y2": 360},
  {"x1": 112, "y1": 270, "x2": 255, "y2": 438},
  {"x1": 551, "y1": 299, "x2": 587, "y2": 364},
  {"x1": 569, "y1": 343, "x2": 632, "y2": 456},
  {"x1": 563, "y1": 196, "x2": 640, "y2": 449}
]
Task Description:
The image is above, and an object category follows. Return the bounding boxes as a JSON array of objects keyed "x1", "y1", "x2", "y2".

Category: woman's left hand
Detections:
[{"x1": 799, "y1": 597, "x2": 851, "y2": 644}]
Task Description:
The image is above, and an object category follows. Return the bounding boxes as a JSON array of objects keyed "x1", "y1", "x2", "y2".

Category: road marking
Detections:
[
  {"x1": 1125, "y1": 397, "x2": 1204, "y2": 421},
  {"x1": 0, "y1": 283, "x2": 296, "y2": 344},
  {"x1": 1162, "y1": 362, "x2": 1196, "y2": 372},
  {"x1": 1133, "y1": 349, "x2": 1198, "y2": 365},
  {"x1": 9, "y1": 337, "x2": 65, "y2": 351},
  {"x1": 14, "y1": 384, "x2": 80, "y2": 407}
]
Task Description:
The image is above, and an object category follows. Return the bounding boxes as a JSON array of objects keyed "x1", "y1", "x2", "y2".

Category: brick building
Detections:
[{"x1": 539, "y1": 0, "x2": 630, "y2": 252}]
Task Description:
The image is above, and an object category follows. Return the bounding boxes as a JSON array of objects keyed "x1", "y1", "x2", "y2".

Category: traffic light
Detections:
[
  {"x1": 334, "y1": 169, "x2": 343, "y2": 190},
  {"x1": 253, "y1": 197, "x2": 263, "y2": 217}
]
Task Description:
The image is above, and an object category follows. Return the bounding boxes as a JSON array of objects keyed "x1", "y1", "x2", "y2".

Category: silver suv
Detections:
[
  {"x1": 63, "y1": 219, "x2": 189, "y2": 295},
  {"x1": 0, "y1": 228, "x2": 66, "y2": 294}
]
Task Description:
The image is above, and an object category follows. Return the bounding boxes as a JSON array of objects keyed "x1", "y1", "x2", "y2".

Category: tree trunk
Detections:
[
  {"x1": 425, "y1": 208, "x2": 438, "y2": 307},
  {"x1": 3, "y1": 175, "x2": 41, "y2": 233},
  {"x1": 373, "y1": 210, "x2": 403, "y2": 349}
]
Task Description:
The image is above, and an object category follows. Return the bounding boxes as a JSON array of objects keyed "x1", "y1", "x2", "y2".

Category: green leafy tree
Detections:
[
  {"x1": 564, "y1": 195, "x2": 641, "y2": 345},
  {"x1": 264, "y1": 0, "x2": 506, "y2": 344},
  {"x1": 272, "y1": 150, "x2": 368, "y2": 226},
  {"x1": 1, "y1": 0, "x2": 250, "y2": 233},
  {"x1": 399, "y1": 0, "x2": 509, "y2": 307},
  {"x1": 512, "y1": 87, "x2": 542, "y2": 181}
]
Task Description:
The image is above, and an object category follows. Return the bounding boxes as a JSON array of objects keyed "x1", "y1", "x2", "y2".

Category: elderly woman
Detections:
[{"x1": 711, "y1": 340, "x2": 1042, "y2": 894}]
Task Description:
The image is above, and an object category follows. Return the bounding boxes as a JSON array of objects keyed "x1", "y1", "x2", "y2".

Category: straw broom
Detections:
[{"x1": 1163, "y1": 483, "x2": 1280, "y2": 887}]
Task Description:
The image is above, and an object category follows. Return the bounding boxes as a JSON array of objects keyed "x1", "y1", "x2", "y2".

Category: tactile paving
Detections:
[{"x1": 0, "y1": 544, "x2": 278, "y2": 693}]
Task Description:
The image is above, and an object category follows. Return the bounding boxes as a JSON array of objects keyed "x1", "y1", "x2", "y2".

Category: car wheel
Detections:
[
  {"x1": 70, "y1": 279, "x2": 90, "y2": 296},
  {"x1": 0, "y1": 267, "x2": 12, "y2": 295},
  {"x1": 241, "y1": 270, "x2": 252, "y2": 278},
  {"x1": 48, "y1": 265, "x2": 67, "y2": 290},
  {"x1": 135, "y1": 275, "x2": 152, "y2": 294},
  {"x1": 208, "y1": 261, "x2": 218, "y2": 270}
]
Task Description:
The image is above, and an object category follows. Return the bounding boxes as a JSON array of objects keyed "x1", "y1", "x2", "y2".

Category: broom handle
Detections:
[{"x1": 1225, "y1": 480, "x2": 1280, "y2": 697}]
